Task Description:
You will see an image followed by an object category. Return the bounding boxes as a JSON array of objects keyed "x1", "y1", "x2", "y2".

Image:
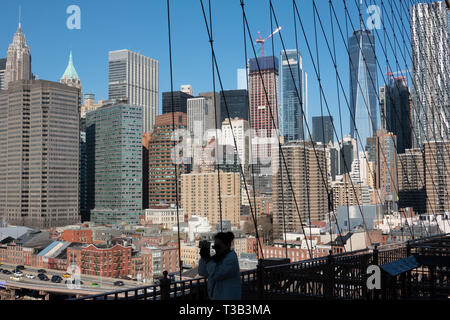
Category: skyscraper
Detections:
[
  {"x1": 142, "y1": 132, "x2": 151, "y2": 210},
  {"x1": 162, "y1": 91, "x2": 193, "y2": 114},
  {"x1": 375, "y1": 129, "x2": 398, "y2": 205},
  {"x1": 4, "y1": 21, "x2": 32, "y2": 90},
  {"x1": 279, "y1": 49, "x2": 308, "y2": 142},
  {"x1": 339, "y1": 136, "x2": 356, "y2": 175},
  {"x1": 0, "y1": 80, "x2": 81, "y2": 228},
  {"x1": 199, "y1": 92, "x2": 221, "y2": 128},
  {"x1": 86, "y1": 102, "x2": 142, "y2": 225},
  {"x1": 221, "y1": 117, "x2": 250, "y2": 175},
  {"x1": 328, "y1": 142, "x2": 339, "y2": 181},
  {"x1": 248, "y1": 56, "x2": 279, "y2": 194},
  {"x1": 398, "y1": 148, "x2": 426, "y2": 213},
  {"x1": 220, "y1": 89, "x2": 249, "y2": 122},
  {"x1": 60, "y1": 51, "x2": 81, "y2": 90},
  {"x1": 349, "y1": 30, "x2": 378, "y2": 148},
  {"x1": 411, "y1": 2, "x2": 450, "y2": 146},
  {"x1": 187, "y1": 97, "x2": 215, "y2": 142},
  {"x1": 108, "y1": 50, "x2": 158, "y2": 133},
  {"x1": 148, "y1": 113, "x2": 188, "y2": 207},
  {"x1": 249, "y1": 56, "x2": 279, "y2": 138},
  {"x1": 424, "y1": 141, "x2": 450, "y2": 213},
  {"x1": 80, "y1": 130, "x2": 88, "y2": 222},
  {"x1": 380, "y1": 77, "x2": 412, "y2": 154},
  {"x1": 0, "y1": 58, "x2": 6, "y2": 90},
  {"x1": 60, "y1": 52, "x2": 85, "y2": 222},
  {"x1": 272, "y1": 141, "x2": 328, "y2": 238},
  {"x1": 312, "y1": 116, "x2": 334, "y2": 145}
]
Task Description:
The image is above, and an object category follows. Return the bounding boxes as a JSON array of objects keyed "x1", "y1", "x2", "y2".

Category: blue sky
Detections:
[{"x1": 0, "y1": 0, "x2": 410, "y2": 139}]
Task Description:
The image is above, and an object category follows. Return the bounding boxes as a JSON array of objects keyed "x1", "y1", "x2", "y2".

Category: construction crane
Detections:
[
  {"x1": 386, "y1": 67, "x2": 410, "y2": 82},
  {"x1": 255, "y1": 26, "x2": 282, "y2": 57}
]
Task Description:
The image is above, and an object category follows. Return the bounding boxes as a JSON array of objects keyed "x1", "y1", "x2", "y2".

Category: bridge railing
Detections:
[{"x1": 72, "y1": 234, "x2": 450, "y2": 300}]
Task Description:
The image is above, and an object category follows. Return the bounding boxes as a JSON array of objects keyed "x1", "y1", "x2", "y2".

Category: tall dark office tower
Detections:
[
  {"x1": 339, "y1": 137, "x2": 355, "y2": 175},
  {"x1": 86, "y1": 102, "x2": 143, "y2": 225},
  {"x1": 142, "y1": 133, "x2": 151, "y2": 210},
  {"x1": 162, "y1": 91, "x2": 193, "y2": 114},
  {"x1": 365, "y1": 135, "x2": 377, "y2": 162},
  {"x1": 349, "y1": 30, "x2": 378, "y2": 148},
  {"x1": 279, "y1": 50, "x2": 308, "y2": 142},
  {"x1": 0, "y1": 58, "x2": 6, "y2": 90},
  {"x1": 398, "y1": 149, "x2": 426, "y2": 213},
  {"x1": 220, "y1": 89, "x2": 249, "y2": 123},
  {"x1": 329, "y1": 145, "x2": 339, "y2": 181},
  {"x1": 312, "y1": 116, "x2": 334, "y2": 144},
  {"x1": 380, "y1": 77, "x2": 412, "y2": 154},
  {"x1": 80, "y1": 129, "x2": 88, "y2": 222},
  {"x1": 0, "y1": 80, "x2": 81, "y2": 228},
  {"x1": 411, "y1": 2, "x2": 450, "y2": 146}
]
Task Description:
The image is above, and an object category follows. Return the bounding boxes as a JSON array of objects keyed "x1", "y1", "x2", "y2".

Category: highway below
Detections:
[{"x1": 0, "y1": 262, "x2": 149, "y2": 296}]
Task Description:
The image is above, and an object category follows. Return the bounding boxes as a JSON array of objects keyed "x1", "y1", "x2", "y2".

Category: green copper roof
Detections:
[{"x1": 61, "y1": 51, "x2": 79, "y2": 80}]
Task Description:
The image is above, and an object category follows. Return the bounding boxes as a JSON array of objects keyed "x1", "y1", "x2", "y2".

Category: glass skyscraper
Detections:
[
  {"x1": 349, "y1": 30, "x2": 378, "y2": 149},
  {"x1": 220, "y1": 89, "x2": 249, "y2": 123},
  {"x1": 380, "y1": 77, "x2": 412, "y2": 154},
  {"x1": 86, "y1": 102, "x2": 143, "y2": 225},
  {"x1": 279, "y1": 49, "x2": 308, "y2": 142},
  {"x1": 411, "y1": 2, "x2": 450, "y2": 147},
  {"x1": 312, "y1": 116, "x2": 334, "y2": 145}
]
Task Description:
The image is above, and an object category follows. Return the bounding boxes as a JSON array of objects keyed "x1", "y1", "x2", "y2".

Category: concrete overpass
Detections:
[{"x1": 0, "y1": 262, "x2": 146, "y2": 300}]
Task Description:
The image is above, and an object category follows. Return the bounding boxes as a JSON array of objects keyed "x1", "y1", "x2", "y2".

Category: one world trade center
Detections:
[{"x1": 349, "y1": 29, "x2": 378, "y2": 149}]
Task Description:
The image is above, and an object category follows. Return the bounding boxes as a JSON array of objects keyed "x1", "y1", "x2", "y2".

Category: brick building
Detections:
[
  {"x1": 60, "y1": 229, "x2": 93, "y2": 244},
  {"x1": 67, "y1": 244, "x2": 133, "y2": 278},
  {"x1": 148, "y1": 112, "x2": 188, "y2": 207}
]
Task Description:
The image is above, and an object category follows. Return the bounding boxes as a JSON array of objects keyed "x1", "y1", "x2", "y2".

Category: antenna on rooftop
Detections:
[{"x1": 19, "y1": 5, "x2": 22, "y2": 28}]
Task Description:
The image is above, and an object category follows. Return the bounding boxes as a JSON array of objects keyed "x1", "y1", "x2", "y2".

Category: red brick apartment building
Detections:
[{"x1": 67, "y1": 244, "x2": 133, "y2": 278}]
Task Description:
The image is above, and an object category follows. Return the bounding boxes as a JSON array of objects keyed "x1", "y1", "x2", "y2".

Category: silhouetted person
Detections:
[{"x1": 198, "y1": 232, "x2": 241, "y2": 300}]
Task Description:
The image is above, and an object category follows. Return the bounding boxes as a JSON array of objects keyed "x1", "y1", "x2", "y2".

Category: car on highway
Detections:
[
  {"x1": 62, "y1": 273, "x2": 71, "y2": 278},
  {"x1": 90, "y1": 282, "x2": 99, "y2": 287},
  {"x1": 16, "y1": 265, "x2": 25, "y2": 270},
  {"x1": 2, "y1": 270, "x2": 12, "y2": 275},
  {"x1": 37, "y1": 269, "x2": 46, "y2": 273},
  {"x1": 51, "y1": 275, "x2": 62, "y2": 283},
  {"x1": 10, "y1": 276, "x2": 21, "y2": 281},
  {"x1": 25, "y1": 274, "x2": 35, "y2": 279},
  {"x1": 65, "y1": 279, "x2": 83, "y2": 285},
  {"x1": 113, "y1": 281, "x2": 124, "y2": 286},
  {"x1": 14, "y1": 271, "x2": 23, "y2": 277},
  {"x1": 38, "y1": 273, "x2": 49, "y2": 281}
]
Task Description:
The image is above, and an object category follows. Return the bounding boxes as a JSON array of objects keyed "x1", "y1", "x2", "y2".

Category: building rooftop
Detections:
[
  {"x1": 60, "y1": 51, "x2": 79, "y2": 80},
  {"x1": 0, "y1": 226, "x2": 34, "y2": 242}
]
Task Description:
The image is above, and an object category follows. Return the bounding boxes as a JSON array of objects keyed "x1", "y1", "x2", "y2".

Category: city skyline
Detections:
[
  {"x1": 0, "y1": 0, "x2": 402, "y2": 137},
  {"x1": 0, "y1": 0, "x2": 449, "y2": 303}
]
